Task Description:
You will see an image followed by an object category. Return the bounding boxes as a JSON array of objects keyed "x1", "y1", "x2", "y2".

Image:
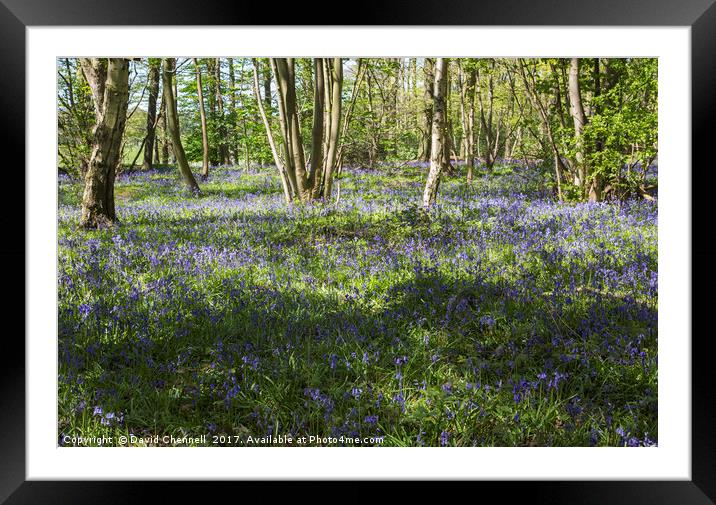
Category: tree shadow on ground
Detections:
[{"x1": 59, "y1": 261, "x2": 657, "y2": 446}]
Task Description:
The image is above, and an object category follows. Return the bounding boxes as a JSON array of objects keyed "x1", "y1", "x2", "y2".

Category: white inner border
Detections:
[{"x1": 27, "y1": 27, "x2": 691, "y2": 480}]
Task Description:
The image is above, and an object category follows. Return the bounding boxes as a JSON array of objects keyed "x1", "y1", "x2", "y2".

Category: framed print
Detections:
[{"x1": 4, "y1": 0, "x2": 716, "y2": 502}]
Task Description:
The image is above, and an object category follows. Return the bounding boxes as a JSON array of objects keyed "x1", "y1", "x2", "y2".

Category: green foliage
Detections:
[
  {"x1": 57, "y1": 58, "x2": 95, "y2": 176},
  {"x1": 582, "y1": 59, "x2": 658, "y2": 199},
  {"x1": 57, "y1": 57, "x2": 657, "y2": 197}
]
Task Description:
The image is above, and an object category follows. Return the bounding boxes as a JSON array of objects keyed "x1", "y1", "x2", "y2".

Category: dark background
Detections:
[{"x1": 2, "y1": 0, "x2": 715, "y2": 503}]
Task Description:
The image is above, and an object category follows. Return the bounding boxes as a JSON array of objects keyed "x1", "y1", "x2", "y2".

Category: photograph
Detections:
[{"x1": 56, "y1": 56, "x2": 659, "y2": 448}]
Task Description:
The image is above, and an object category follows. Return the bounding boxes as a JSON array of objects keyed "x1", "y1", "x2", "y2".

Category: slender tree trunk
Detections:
[
  {"x1": 477, "y1": 62, "x2": 501, "y2": 170},
  {"x1": 419, "y1": 58, "x2": 435, "y2": 162},
  {"x1": 589, "y1": 58, "x2": 604, "y2": 202},
  {"x1": 228, "y1": 58, "x2": 238, "y2": 165},
  {"x1": 194, "y1": 58, "x2": 210, "y2": 179},
  {"x1": 322, "y1": 58, "x2": 342, "y2": 199},
  {"x1": 365, "y1": 66, "x2": 378, "y2": 169},
  {"x1": 422, "y1": 58, "x2": 449, "y2": 208},
  {"x1": 458, "y1": 61, "x2": 468, "y2": 160},
  {"x1": 162, "y1": 58, "x2": 201, "y2": 195},
  {"x1": 79, "y1": 58, "x2": 130, "y2": 229},
  {"x1": 252, "y1": 59, "x2": 292, "y2": 204},
  {"x1": 142, "y1": 58, "x2": 160, "y2": 171},
  {"x1": 336, "y1": 58, "x2": 365, "y2": 172},
  {"x1": 214, "y1": 58, "x2": 231, "y2": 166},
  {"x1": 550, "y1": 62, "x2": 568, "y2": 130},
  {"x1": 160, "y1": 97, "x2": 169, "y2": 164},
  {"x1": 286, "y1": 59, "x2": 311, "y2": 200},
  {"x1": 309, "y1": 58, "x2": 325, "y2": 200},
  {"x1": 518, "y1": 59, "x2": 568, "y2": 201},
  {"x1": 154, "y1": 122, "x2": 160, "y2": 165},
  {"x1": 263, "y1": 59, "x2": 272, "y2": 111},
  {"x1": 466, "y1": 73, "x2": 476, "y2": 183},
  {"x1": 568, "y1": 58, "x2": 588, "y2": 192},
  {"x1": 236, "y1": 59, "x2": 251, "y2": 171},
  {"x1": 321, "y1": 61, "x2": 332, "y2": 179},
  {"x1": 443, "y1": 64, "x2": 453, "y2": 172}
]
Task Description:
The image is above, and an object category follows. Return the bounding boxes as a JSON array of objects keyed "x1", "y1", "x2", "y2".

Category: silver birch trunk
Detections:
[{"x1": 422, "y1": 58, "x2": 449, "y2": 208}]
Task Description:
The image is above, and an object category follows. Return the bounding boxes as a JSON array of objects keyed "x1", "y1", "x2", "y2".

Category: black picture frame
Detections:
[{"x1": 3, "y1": 0, "x2": 715, "y2": 503}]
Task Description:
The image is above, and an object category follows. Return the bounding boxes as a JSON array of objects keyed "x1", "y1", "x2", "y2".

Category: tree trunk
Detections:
[
  {"x1": 269, "y1": 58, "x2": 343, "y2": 203},
  {"x1": 588, "y1": 58, "x2": 604, "y2": 202},
  {"x1": 459, "y1": 61, "x2": 477, "y2": 184},
  {"x1": 477, "y1": 61, "x2": 500, "y2": 170},
  {"x1": 443, "y1": 62, "x2": 453, "y2": 173},
  {"x1": 422, "y1": 58, "x2": 449, "y2": 208},
  {"x1": 228, "y1": 58, "x2": 239, "y2": 165},
  {"x1": 263, "y1": 59, "x2": 272, "y2": 111},
  {"x1": 365, "y1": 65, "x2": 378, "y2": 169},
  {"x1": 518, "y1": 59, "x2": 568, "y2": 201},
  {"x1": 252, "y1": 58, "x2": 292, "y2": 204},
  {"x1": 214, "y1": 58, "x2": 231, "y2": 166},
  {"x1": 335, "y1": 58, "x2": 365, "y2": 172},
  {"x1": 162, "y1": 58, "x2": 201, "y2": 195},
  {"x1": 142, "y1": 58, "x2": 160, "y2": 171},
  {"x1": 309, "y1": 58, "x2": 325, "y2": 199},
  {"x1": 419, "y1": 58, "x2": 435, "y2": 162},
  {"x1": 194, "y1": 58, "x2": 210, "y2": 179},
  {"x1": 79, "y1": 58, "x2": 106, "y2": 119},
  {"x1": 154, "y1": 120, "x2": 160, "y2": 165},
  {"x1": 568, "y1": 57, "x2": 588, "y2": 191},
  {"x1": 160, "y1": 97, "x2": 169, "y2": 164},
  {"x1": 79, "y1": 58, "x2": 130, "y2": 229},
  {"x1": 322, "y1": 58, "x2": 342, "y2": 200}
]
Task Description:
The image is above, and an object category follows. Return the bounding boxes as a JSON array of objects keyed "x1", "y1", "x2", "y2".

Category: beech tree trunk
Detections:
[
  {"x1": 162, "y1": 58, "x2": 201, "y2": 195},
  {"x1": 142, "y1": 58, "x2": 160, "y2": 171},
  {"x1": 194, "y1": 58, "x2": 210, "y2": 179},
  {"x1": 422, "y1": 58, "x2": 448, "y2": 208},
  {"x1": 79, "y1": 58, "x2": 130, "y2": 229}
]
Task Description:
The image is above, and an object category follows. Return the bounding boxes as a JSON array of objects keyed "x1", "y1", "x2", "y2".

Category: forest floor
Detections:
[{"x1": 57, "y1": 162, "x2": 658, "y2": 447}]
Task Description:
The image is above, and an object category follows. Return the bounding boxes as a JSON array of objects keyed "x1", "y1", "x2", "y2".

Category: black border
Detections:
[{"x1": 4, "y1": 1, "x2": 716, "y2": 503}]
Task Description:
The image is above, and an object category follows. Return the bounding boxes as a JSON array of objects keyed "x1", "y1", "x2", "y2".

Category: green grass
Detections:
[{"x1": 57, "y1": 164, "x2": 657, "y2": 447}]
